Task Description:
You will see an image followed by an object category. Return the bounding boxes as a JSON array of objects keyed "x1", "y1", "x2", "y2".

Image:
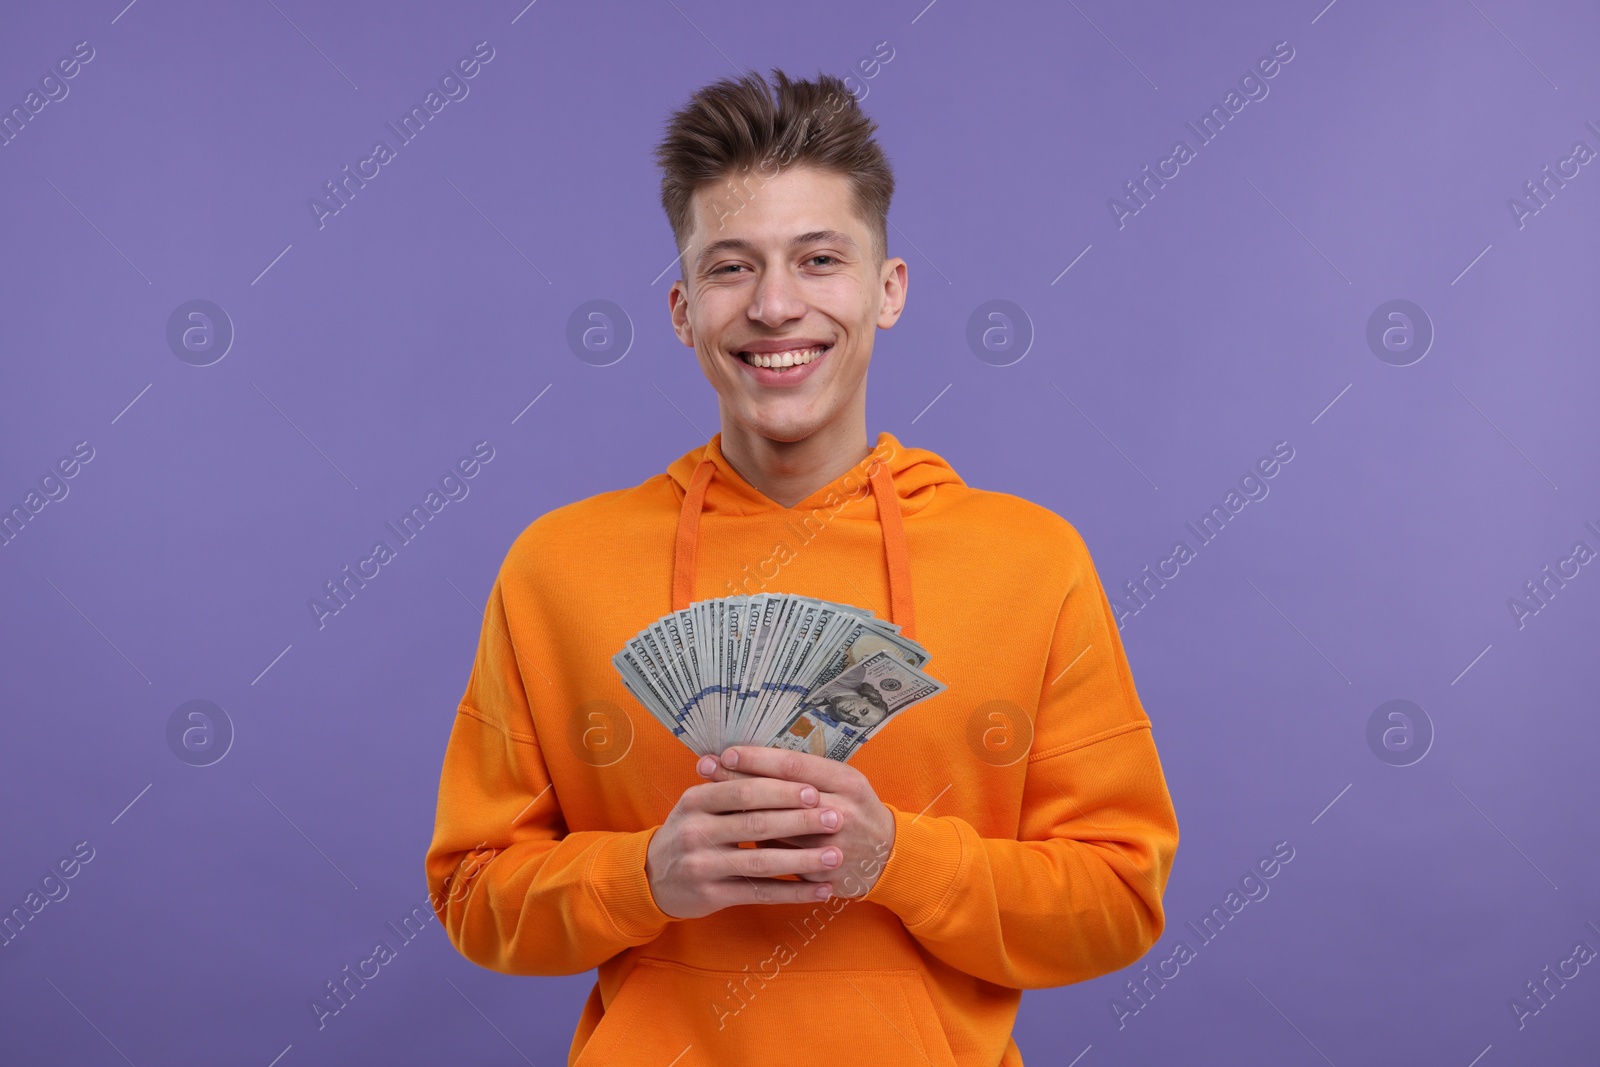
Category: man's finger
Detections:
[
  {"x1": 689, "y1": 775, "x2": 819, "y2": 815},
  {"x1": 718, "y1": 745, "x2": 854, "y2": 793},
  {"x1": 698, "y1": 804, "x2": 842, "y2": 846},
  {"x1": 722, "y1": 841, "x2": 844, "y2": 880},
  {"x1": 757, "y1": 832, "x2": 826, "y2": 849},
  {"x1": 696, "y1": 755, "x2": 764, "y2": 784},
  {"x1": 714, "y1": 877, "x2": 835, "y2": 906}
]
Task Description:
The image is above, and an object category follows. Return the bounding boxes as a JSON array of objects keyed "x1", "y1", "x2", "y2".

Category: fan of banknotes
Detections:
[{"x1": 612, "y1": 592, "x2": 947, "y2": 763}]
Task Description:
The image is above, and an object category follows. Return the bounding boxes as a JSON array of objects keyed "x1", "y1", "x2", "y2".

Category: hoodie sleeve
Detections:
[
  {"x1": 424, "y1": 577, "x2": 678, "y2": 976},
  {"x1": 861, "y1": 523, "x2": 1179, "y2": 989}
]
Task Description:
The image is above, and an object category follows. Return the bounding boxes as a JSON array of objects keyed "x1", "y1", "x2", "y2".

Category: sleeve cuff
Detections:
[
  {"x1": 861, "y1": 803, "x2": 965, "y2": 926},
  {"x1": 588, "y1": 826, "x2": 677, "y2": 941}
]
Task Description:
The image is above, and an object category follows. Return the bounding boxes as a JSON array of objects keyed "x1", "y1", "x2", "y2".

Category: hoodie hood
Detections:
[{"x1": 664, "y1": 431, "x2": 965, "y2": 640}]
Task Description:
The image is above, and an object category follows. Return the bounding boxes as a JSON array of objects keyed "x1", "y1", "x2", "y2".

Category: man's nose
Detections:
[{"x1": 747, "y1": 268, "x2": 806, "y2": 324}]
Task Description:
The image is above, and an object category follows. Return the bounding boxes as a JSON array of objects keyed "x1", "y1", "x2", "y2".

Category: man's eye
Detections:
[
  {"x1": 713, "y1": 264, "x2": 746, "y2": 274},
  {"x1": 808, "y1": 255, "x2": 838, "y2": 266}
]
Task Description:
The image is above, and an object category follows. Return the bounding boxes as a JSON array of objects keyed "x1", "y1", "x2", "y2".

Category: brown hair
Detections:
[{"x1": 653, "y1": 68, "x2": 895, "y2": 274}]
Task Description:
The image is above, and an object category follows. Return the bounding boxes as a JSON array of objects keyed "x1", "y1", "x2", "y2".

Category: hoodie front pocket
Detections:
[{"x1": 573, "y1": 957, "x2": 959, "y2": 1067}]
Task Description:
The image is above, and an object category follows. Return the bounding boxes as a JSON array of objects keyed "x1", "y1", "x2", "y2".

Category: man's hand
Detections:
[
  {"x1": 645, "y1": 766, "x2": 846, "y2": 919},
  {"x1": 698, "y1": 746, "x2": 897, "y2": 898}
]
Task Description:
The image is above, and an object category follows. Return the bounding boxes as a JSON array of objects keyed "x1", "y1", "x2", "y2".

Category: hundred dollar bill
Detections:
[
  {"x1": 768, "y1": 648, "x2": 946, "y2": 762},
  {"x1": 612, "y1": 593, "x2": 948, "y2": 761}
]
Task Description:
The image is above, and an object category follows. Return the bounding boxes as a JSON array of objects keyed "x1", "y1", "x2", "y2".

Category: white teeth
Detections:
[{"x1": 740, "y1": 344, "x2": 827, "y2": 369}]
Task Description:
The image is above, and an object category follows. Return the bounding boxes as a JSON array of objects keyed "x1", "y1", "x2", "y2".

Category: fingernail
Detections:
[
  {"x1": 815, "y1": 884, "x2": 832, "y2": 900},
  {"x1": 800, "y1": 786, "x2": 818, "y2": 805},
  {"x1": 823, "y1": 848, "x2": 840, "y2": 867},
  {"x1": 820, "y1": 809, "x2": 839, "y2": 828},
  {"x1": 722, "y1": 748, "x2": 739, "y2": 767},
  {"x1": 697, "y1": 756, "x2": 716, "y2": 776}
]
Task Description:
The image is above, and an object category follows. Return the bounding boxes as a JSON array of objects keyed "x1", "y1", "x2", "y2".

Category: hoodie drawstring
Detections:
[
  {"x1": 671, "y1": 454, "x2": 916, "y2": 640},
  {"x1": 868, "y1": 461, "x2": 917, "y2": 638}
]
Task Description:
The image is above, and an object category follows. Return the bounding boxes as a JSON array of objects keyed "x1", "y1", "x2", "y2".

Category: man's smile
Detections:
[{"x1": 733, "y1": 341, "x2": 834, "y2": 384}]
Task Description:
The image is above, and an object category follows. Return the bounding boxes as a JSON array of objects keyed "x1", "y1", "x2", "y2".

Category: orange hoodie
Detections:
[{"x1": 425, "y1": 431, "x2": 1179, "y2": 1066}]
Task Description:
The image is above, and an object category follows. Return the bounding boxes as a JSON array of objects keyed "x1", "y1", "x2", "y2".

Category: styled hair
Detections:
[{"x1": 653, "y1": 68, "x2": 895, "y2": 273}]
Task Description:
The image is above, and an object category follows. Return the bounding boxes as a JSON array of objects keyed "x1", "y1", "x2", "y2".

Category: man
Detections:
[{"x1": 425, "y1": 68, "x2": 1179, "y2": 1066}]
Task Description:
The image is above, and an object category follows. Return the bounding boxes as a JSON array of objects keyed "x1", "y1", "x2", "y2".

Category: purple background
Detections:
[{"x1": 3, "y1": 1, "x2": 1597, "y2": 1063}]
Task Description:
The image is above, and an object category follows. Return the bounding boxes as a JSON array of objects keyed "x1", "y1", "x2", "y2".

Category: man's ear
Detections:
[
  {"x1": 668, "y1": 280, "x2": 695, "y2": 347},
  {"x1": 876, "y1": 257, "x2": 908, "y2": 329}
]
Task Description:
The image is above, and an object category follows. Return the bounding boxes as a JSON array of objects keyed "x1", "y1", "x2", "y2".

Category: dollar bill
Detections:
[
  {"x1": 767, "y1": 648, "x2": 947, "y2": 761},
  {"x1": 613, "y1": 593, "x2": 947, "y2": 762}
]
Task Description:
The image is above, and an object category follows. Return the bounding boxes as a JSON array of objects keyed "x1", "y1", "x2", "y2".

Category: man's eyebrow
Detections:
[{"x1": 693, "y1": 230, "x2": 858, "y2": 269}]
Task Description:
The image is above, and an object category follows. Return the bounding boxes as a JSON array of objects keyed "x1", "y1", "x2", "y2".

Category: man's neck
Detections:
[{"x1": 717, "y1": 416, "x2": 873, "y2": 509}]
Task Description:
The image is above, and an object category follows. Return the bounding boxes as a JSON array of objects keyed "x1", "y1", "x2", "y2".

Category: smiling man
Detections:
[{"x1": 425, "y1": 69, "x2": 1179, "y2": 1066}]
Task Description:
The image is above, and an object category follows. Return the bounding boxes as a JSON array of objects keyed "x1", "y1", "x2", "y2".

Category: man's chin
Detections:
[{"x1": 729, "y1": 406, "x2": 827, "y2": 445}]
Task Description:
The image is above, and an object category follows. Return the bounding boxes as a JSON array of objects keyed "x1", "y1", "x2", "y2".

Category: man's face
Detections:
[{"x1": 668, "y1": 165, "x2": 907, "y2": 445}]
